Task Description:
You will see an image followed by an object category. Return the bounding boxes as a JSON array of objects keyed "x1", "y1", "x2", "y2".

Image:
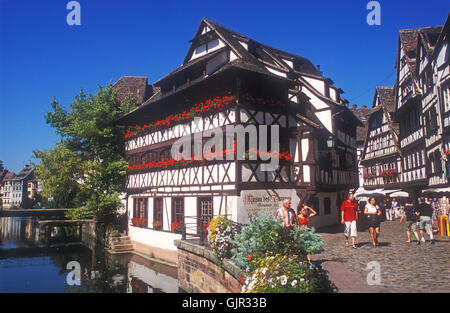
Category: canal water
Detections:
[{"x1": 0, "y1": 216, "x2": 179, "y2": 293}]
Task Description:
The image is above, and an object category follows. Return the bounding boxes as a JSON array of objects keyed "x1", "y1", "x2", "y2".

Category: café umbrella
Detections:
[
  {"x1": 354, "y1": 189, "x2": 385, "y2": 198},
  {"x1": 389, "y1": 191, "x2": 409, "y2": 198}
]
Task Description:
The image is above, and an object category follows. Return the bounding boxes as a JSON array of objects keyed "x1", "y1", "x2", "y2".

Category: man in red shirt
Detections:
[{"x1": 340, "y1": 193, "x2": 358, "y2": 249}]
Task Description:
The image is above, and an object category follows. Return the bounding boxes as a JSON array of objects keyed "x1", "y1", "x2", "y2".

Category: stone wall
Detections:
[{"x1": 174, "y1": 240, "x2": 243, "y2": 293}]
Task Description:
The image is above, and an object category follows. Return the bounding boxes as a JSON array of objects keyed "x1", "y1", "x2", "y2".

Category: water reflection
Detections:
[{"x1": 0, "y1": 217, "x2": 178, "y2": 293}]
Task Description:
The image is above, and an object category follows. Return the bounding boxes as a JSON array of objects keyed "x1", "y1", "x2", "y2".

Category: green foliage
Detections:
[
  {"x1": 33, "y1": 83, "x2": 137, "y2": 219},
  {"x1": 231, "y1": 212, "x2": 324, "y2": 270},
  {"x1": 232, "y1": 212, "x2": 333, "y2": 293},
  {"x1": 242, "y1": 253, "x2": 335, "y2": 293},
  {"x1": 32, "y1": 143, "x2": 83, "y2": 208}
]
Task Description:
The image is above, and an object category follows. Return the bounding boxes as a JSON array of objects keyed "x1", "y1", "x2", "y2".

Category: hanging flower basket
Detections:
[
  {"x1": 381, "y1": 168, "x2": 397, "y2": 178},
  {"x1": 123, "y1": 93, "x2": 236, "y2": 139},
  {"x1": 363, "y1": 173, "x2": 376, "y2": 180}
]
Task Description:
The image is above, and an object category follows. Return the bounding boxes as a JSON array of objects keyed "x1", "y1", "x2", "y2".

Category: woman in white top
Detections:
[{"x1": 364, "y1": 197, "x2": 382, "y2": 248}]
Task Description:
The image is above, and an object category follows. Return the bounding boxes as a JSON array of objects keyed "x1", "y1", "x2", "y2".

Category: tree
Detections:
[
  {"x1": 32, "y1": 143, "x2": 83, "y2": 208},
  {"x1": 33, "y1": 84, "x2": 137, "y2": 219}
]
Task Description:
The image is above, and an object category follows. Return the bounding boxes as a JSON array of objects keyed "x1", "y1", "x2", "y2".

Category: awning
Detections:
[
  {"x1": 354, "y1": 188, "x2": 385, "y2": 197},
  {"x1": 422, "y1": 187, "x2": 450, "y2": 194},
  {"x1": 389, "y1": 191, "x2": 409, "y2": 197},
  {"x1": 383, "y1": 189, "x2": 401, "y2": 194}
]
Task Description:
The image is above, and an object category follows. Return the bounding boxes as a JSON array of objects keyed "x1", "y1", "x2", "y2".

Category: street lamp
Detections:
[{"x1": 326, "y1": 135, "x2": 335, "y2": 148}]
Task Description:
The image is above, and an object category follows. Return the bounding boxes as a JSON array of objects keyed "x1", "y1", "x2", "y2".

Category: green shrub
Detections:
[
  {"x1": 231, "y1": 212, "x2": 324, "y2": 269},
  {"x1": 242, "y1": 252, "x2": 335, "y2": 293}
]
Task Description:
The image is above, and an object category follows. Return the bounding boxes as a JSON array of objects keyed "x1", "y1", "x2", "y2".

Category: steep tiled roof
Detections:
[
  {"x1": 398, "y1": 29, "x2": 418, "y2": 73},
  {"x1": 14, "y1": 165, "x2": 33, "y2": 180},
  {"x1": 0, "y1": 171, "x2": 15, "y2": 185},
  {"x1": 112, "y1": 76, "x2": 153, "y2": 104},
  {"x1": 375, "y1": 87, "x2": 395, "y2": 112},
  {"x1": 155, "y1": 18, "x2": 322, "y2": 88},
  {"x1": 351, "y1": 105, "x2": 371, "y2": 121},
  {"x1": 418, "y1": 26, "x2": 443, "y2": 54}
]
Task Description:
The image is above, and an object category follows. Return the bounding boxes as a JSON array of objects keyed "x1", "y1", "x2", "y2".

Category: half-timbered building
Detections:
[
  {"x1": 116, "y1": 19, "x2": 361, "y2": 261},
  {"x1": 417, "y1": 15, "x2": 450, "y2": 194},
  {"x1": 393, "y1": 28, "x2": 428, "y2": 199},
  {"x1": 351, "y1": 104, "x2": 371, "y2": 191},
  {"x1": 360, "y1": 87, "x2": 402, "y2": 191}
]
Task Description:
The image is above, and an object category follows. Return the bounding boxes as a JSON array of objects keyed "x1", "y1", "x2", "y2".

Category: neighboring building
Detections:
[
  {"x1": 415, "y1": 20, "x2": 450, "y2": 193},
  {"x1": 351, "y1": 104, "x2": 371, "y2": 190},
  {"x1": 26, "y1": 179, "x2": 42, "y2": 206},
  {"x1": 361, "y1": 13, "x2": 450, "y2": 201},
  {"x1": 116, "y1": 18, "x2": 361, "y2": 262},
  {"x1": 393, "y1": 28, "x2": 428, "y2": 200},
  {"x1": 2, "y1": 165, "x2": 35, "y2": 209},
  {"x1": 361, "y1": 87, "x2": 402, "y2": 192},
  {"x1": 393, "y1": 16, "x2": 450, "y2": 199},
  {"x1": 0, "y1": 171, "x2": 15, "y2": 209}
]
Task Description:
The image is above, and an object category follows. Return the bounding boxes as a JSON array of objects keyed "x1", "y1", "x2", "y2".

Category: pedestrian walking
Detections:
[
  {"x1": 416, "y1": 197, "x2": 435, "y2": 244},
  {"x1": 391, "y1": 197, "x2": 400, "y2": 220},
  {"x1": 428, "y1": 198, "x2": 438, "y2": 230},
  {"x1": 274, "y1": 199, "x2": 296, "y2": 227},
  {"x1": 297, "y1": 203, "x2": 317, "y2": 264},
  {"x1": 399, "y1": 199, "x2": 420, "y2": 244},
  {"x1": 385, "y1": 197, "x2": 393, "y2": 221},
  {"x1": 364, "y1": 197, "x2": 382, "y2": 248},
  {"x1": 340, "y1": 193, "x2": 358, "y2": 249}
]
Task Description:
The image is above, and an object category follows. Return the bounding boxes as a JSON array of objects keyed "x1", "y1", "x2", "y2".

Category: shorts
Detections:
[
  {"x1": 366, "y1": 214, "x2": 380, "y2": 228},
  {"x1": 419, "y1": 216, "x2": 432, "y2": 231},
  {"x1": 405, "y1": 220, "x2": 418, "y2": 232},
  {"x1": 344, "y1": 220, "x2": 357, "y2": 237}
]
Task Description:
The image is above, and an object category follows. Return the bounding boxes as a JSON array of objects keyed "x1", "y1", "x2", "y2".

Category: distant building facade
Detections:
[
  {"x1": 359, "y1": 13, "x2": 450, "y2": 201},
  {"x1": 1, "y1": 165, "x2": 36, "y2": 209}
]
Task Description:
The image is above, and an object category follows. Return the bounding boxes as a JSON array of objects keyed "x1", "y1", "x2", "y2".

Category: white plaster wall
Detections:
[
  {"x1": 265, "y1": 66, "x2": 287, "y2": 78},
  {"x1": 191, "y1": 38, "x2": 226, "y2": 61},
  {"x1": 129, "y1": 226, "x2": 181, "y2": 251},
  {"x1": 303, "y1": 165, "x2": 311, "y2": 183},
  {"x1": 303, "y1": 77, "x2": 325, "y2": 96},
  {"x1": 329, "y1": 88, "x2": 336, "y2": 101},
  {"x1": 301, "y1": 88, "x2": 329, "y2": 110},
  {"x1": 282, "y1": 59, "x2": 293, "y2": 69},
  {"x1": 315, "y1": 110, "x2": 333, "y2": 133},
  {"x1": 236, "y1": 196, "x2": 249, "y2": 225},
  {"x1": 307, "y1": 192, "x2": 339, "y2": 229},
  {"x1": 206, "y1": 51, "x2": 228, "y2": 76},
  {"x1": 239, "y1": 41, "x2": 248, "y2": 50},
  {"x1": 301, "y1": 138, "x2": 309, "y2": 161},
  {"x1": 230, "y1": 50, "x2": 238, "y2": 62}
]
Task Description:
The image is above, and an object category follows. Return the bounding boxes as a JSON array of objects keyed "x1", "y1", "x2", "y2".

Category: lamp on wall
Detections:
[{"x1": 326, "y1": 135, "x2": 335, "y2": 148}]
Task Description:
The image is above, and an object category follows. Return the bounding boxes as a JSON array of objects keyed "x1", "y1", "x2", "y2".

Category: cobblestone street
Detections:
[{"x1": 313, "y1": 219, "x2": 450, "y2": 293}]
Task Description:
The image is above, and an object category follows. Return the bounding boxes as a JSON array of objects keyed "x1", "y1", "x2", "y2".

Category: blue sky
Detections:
[{"x1": 0, "y1": 0, "x2": 449, "y2": 173}]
